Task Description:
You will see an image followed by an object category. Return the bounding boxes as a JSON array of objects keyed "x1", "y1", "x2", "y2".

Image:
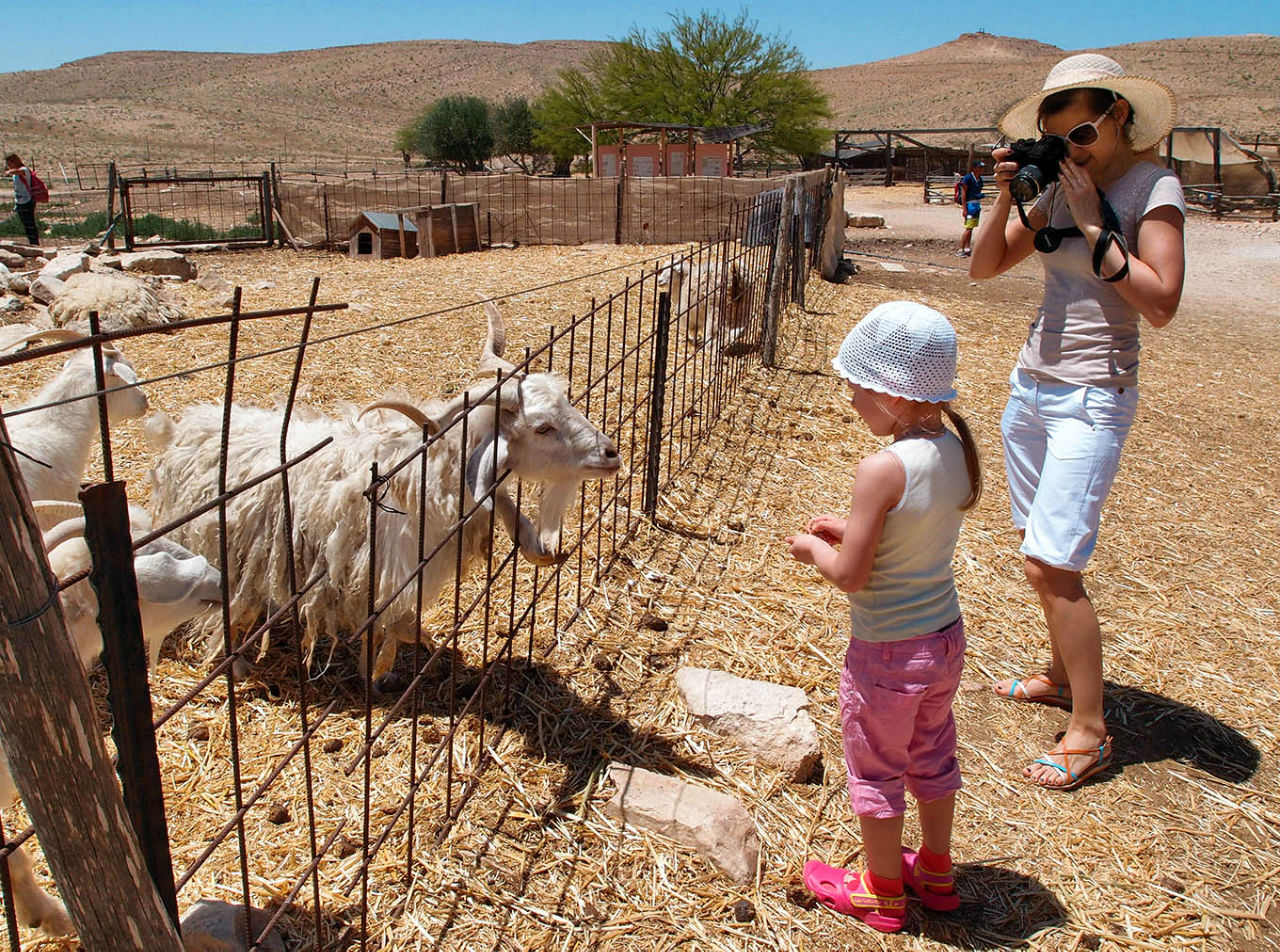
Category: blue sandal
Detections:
[{"x1": 1026, "y1": 735, "x2": 1113, "y2": 791}]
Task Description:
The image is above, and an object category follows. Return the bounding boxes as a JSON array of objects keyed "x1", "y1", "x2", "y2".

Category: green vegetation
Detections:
[
  {"x1": 0, "y1": 210, "x2": 261, "y2": 241},
  {"x1": 396, "y1": 95, "x2": 495, "y2": 172},
  {"x1": 533, "y1": 11, "x2": 832, "y2": 168}
]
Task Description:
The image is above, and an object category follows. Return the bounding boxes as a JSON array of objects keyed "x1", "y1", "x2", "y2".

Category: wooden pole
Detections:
[
  {"x1": 0, "y1": 419, "x2": 184, "y2": 951},
  {"x1": 762, "y1": 176, "x2": 795, "y2": 367}
]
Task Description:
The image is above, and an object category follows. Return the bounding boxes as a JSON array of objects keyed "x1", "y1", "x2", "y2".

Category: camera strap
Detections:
[{"x1": 1016, "y1": 187, "x2": 1130, "y2": 281}]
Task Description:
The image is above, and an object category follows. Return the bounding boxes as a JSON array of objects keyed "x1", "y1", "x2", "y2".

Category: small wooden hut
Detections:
[{"x1": 348, "y1": 212, "x2": 418, "y2": 259}]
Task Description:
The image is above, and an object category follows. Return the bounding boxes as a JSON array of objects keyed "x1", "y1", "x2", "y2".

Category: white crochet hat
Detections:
[
  {"x1": 833, "y1": 301, "x2": 958, "y2": 403},
  {"x1": 999, "y1": 53, "x2": 1176, "y2": 153}
]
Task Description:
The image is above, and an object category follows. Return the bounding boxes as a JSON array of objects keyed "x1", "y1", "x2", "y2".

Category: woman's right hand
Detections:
[{"x1": 990, "y1": 146, "x2": 1017, "y2": 198}]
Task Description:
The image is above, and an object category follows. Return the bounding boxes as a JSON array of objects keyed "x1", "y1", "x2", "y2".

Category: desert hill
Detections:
[{"x1": 2, "y1": 32, "x2": 1277, "y2": 166}]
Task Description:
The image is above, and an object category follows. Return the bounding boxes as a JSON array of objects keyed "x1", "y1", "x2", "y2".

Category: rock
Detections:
[
  {"x1": 0, "y1": 241, "x2": 45, "y2": 258},
  {"x1": 96, "y1": 254, "x2": 123, "y2": 270},
  {"x1": 251, "y1": 279, "x2": 276, "y2": 291},
  {"x1": 605, "y1": 763, "x2": 759, "y2": 883},
  {"x1": 39, "y1": 253, "x2": 91, "y2": 282},
  {"x1": 29, "y1": 276, "x2": 66, "y2": 306},
  {"x1": 0, "y1": 263, "x2": 8, "y2": 292},
  {"x1": 267, "y1": 803, "x2": 291, "y2": 825},
  {"x1": 675, "y1": 667, "x2": 821, "y2": 782},
  {"x1": 179, "y1": 899, "x2": 285, "y2": 952},
  {"x1": 731, "y1": 898, "x2": 756, "y2": 922},
  {"x1": 0, "y1": 250, "x2": 26, "y2": 269},
  {"x1": 847, "y1": 214, "x2": 885, "y2": 228},
  {"x1": 118, "y1": 249, "x2": 197, "y2": 280},
  {"x1": 196, "y1": 270, "x2": 234, "y2": 294},
  {"x1": 8, "y1": 272, "x2": 33, "y2": 295},
  {"x1": 220, "y1": 291, "x2": 238, "y2": 309},
  {"x1": 1, "y1": 296, "x2": 23, "y2": 315}
]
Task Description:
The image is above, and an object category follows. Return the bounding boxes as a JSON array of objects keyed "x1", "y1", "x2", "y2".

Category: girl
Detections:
[
  {"x1": 787, "y1": 301, "x2": 981, "y2": 933},
  {"x1": 4, "y1": 153, "x2": 41, "y2": 247},
  {"x1": 969, "y1": 54, "x2": 1185, "y2": 791}
]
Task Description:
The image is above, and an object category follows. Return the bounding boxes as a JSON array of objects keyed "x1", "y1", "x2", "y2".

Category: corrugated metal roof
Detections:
[{"x1": 350, "y1": 212, "x2": 418, "y2": 233}]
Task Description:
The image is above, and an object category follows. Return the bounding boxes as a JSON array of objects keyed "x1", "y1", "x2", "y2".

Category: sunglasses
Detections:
[{"x1": 1039, "y1": 107, "x2": 1115, "y2": 148}]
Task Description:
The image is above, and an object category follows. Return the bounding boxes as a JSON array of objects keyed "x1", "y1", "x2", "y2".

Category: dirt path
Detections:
[{"x1": 843, "y1": 184, "x2": 1280, "y2": 316}]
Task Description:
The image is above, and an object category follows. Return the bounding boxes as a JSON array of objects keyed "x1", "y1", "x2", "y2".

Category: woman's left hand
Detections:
[{"x1": 1057, "y1": 160, "x2": 1103, "y2": 231}]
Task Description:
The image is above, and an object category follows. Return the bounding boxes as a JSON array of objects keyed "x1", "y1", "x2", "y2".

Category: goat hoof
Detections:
[{"x1": 373, "y1": 672, "x2": 409, "y2": 696}]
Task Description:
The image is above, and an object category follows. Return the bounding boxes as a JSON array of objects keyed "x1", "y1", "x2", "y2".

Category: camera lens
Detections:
[{"x1": 1009, "y1": 167, "x2": 1046, "y2": 204}]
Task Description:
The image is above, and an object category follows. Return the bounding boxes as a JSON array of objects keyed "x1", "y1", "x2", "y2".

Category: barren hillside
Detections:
[{"x1": 2, "y1": 32, "x2": 1277, "y2": 167}]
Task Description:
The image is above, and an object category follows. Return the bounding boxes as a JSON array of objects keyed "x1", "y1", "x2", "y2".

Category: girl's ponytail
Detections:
[{"x1": 942, "y1": 404, "x2": 982, "y2": 511}]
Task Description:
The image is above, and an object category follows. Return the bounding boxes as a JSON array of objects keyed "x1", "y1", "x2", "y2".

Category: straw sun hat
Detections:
[{"x1": 999, "y1": 53, "x2": 1177, "y2": 153}]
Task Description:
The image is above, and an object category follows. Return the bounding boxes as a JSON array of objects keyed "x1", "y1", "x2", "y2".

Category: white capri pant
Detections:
[{"x1": 1000, "y1": 368, "x2": 1138, "y2": 571}]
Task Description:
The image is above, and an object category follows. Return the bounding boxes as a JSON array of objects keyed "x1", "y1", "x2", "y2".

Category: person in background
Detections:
[
  {"x1": 955, "y1": 159, "x2": 985, "y2": 257},
  {"x1": 4, "y1": 152, "x2": 41, "y2": 247}
]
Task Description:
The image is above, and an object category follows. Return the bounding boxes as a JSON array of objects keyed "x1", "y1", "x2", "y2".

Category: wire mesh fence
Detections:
[{"x1": 0, "y1": 187, "x2": 822, "y2": 949}]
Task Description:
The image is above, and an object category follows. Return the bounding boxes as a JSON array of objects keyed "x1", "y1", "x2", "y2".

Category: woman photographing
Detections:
[{"x1": 970, "y1": 54, "x2": 1186, "y2": 791}]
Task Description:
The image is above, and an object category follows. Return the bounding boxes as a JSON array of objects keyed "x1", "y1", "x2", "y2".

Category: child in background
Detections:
[{"x1": 786, "y1": 301, "x2": 981, "y2": 933}]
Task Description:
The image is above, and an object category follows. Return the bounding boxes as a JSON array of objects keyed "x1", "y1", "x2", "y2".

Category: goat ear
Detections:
[
  {"x1": 106, "y1": 355, "x2": 138, "y2": 385},
  {"x1": 464, "y1": 432, "x2": 510, "y2": 514}
]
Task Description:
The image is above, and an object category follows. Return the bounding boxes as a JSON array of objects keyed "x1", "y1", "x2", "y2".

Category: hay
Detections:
[{"x1": 4, "y1": 245, "x2": 1277, "y2": 950}]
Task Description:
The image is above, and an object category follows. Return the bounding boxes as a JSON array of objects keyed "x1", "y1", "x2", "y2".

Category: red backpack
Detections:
[{"x1": 23, "y1": 168, "x2": 49, "y2": 203}]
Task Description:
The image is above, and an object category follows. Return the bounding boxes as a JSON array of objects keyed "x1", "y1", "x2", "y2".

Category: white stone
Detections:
[
  {"x1": 1, "y1": 296, "x2": 23, "y2": 314},
  {"x1": 8, "y1": 272, "x2": 33, "y2": 295},
  {"x1": 605, "y1": 763, "x2": 759, "y2": 883},
  {"x1": 0, "y1": 263, "x2": 9, "y2": 292},
  {"x1": 39, "y1": 253, "x2": 91, "y2": 282},
  {"x1": 196, "y1": 270, "x2": 233, "y2": 294},
  {"x1": 118, "y1": 249, "x2": 197, "y2": 280},
  {"x1": 251, "y1": 279, "x2": 276, "y2": 291},
  {"x1": 29, "y1": 276, "x2": 67, "y2": 306},
  {"x1": 675, "y1": 667, "x2": 821, "y2": 782},
  {"x1": 0, "y1": 241, "x2": 44, "y2": 258},
  {"x1": 0, "y1": 250, "x2": 23, "y2": 269}
]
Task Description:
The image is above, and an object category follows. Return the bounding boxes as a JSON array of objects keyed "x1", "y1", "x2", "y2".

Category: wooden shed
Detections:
[
  {"x1": 347, "y1": 212, "x2": 418, "y2": 259},
  {"x1": 403, "y1": 203, "x2": 483, "y2": 258}
]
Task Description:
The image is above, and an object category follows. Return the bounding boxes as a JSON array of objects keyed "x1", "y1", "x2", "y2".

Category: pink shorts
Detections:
[{"x1": 839, "y1": 617, "x2": 965, "y2": 819}]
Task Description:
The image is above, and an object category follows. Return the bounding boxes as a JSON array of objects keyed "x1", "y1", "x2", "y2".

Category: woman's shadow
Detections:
[{"x1": 1102, "y1": 680, "x2": 1259, "y2": 782}]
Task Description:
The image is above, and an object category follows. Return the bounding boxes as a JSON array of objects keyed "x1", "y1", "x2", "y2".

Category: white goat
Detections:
[
  {"x1": 0, "y1": 504, "x2": 222, "y2": 939},
  {"x1": 657, "y1": 260, "x2": 753, "y2": 347},
  {"x1": 145, "y1": 302, "x2": 620, "y2": 684},
  {"x1": 48, "y1": 269, "x2": 186, "y2": 333},
  {"x1": 3, "y1": 328, "x2": 149, "y2": 523}
]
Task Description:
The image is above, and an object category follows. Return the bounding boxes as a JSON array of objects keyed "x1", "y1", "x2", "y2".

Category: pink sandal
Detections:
[
  {"x1": 802, "y1": 860, "x2": 906, "y2": 932},
  {"x1": 901, "y1": 848, "x2": 960, "y2": 912}
]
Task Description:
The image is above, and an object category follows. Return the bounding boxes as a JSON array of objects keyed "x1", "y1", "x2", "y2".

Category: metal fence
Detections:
[{"x1": 0, "y1": 186, "x2": 821, "y2": 949}]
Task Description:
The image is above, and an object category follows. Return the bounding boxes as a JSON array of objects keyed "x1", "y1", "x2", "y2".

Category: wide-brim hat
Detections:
[{"x1": 999, "y1": 53, "x2": 1176, "y2": 153}]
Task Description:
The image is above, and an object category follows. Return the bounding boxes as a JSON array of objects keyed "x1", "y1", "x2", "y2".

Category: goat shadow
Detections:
[
  {"x1": 251, "y1": 638, "x2": 714, "y2": 812},
  {"x1": 1102, "y1": 680, "x2": 1259, "y2": 783}
]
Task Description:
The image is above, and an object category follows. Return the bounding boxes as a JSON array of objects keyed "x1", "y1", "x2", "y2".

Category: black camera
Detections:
[{"x1": 1007, "y1": 136, "x2": 1068, "y2": 203}]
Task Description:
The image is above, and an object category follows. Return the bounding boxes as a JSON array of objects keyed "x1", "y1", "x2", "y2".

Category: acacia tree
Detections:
[
  {"x1": 396, "y1": 95, "x2": 494, "y2": 171},
  {"x1": 534, "y1": 11, "x2": 831, "y2": 168},
  {"x1": 491, "y1": 97, "x2": 537, "y2": 172}
]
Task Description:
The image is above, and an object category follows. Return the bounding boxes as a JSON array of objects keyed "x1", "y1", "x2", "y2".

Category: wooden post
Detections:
[
  {"x1": 397, "y1": 213, "x2": 408, "y2": 259},
  {"x1": 591, "y1": 123, "x2": 599, "y2": 178},
  {"x1": 762, "y1": 176, "x2": 795, "y2": 367},
  {"x1": 0, "y1": 421, "x2": 184, "y2": 951},
  {"x1": 1212, "y1": 127, "x2": 1222, "y2": 190},
  {"x1": 820, "y1": 168, "x2": 845, "y2": 281}
]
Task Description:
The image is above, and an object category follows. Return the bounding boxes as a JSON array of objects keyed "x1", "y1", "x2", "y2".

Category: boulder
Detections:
[
  {"x1": 675, "y1": 667, "x2": 821, "y2": 782},
  {"x1": 196, "y1": 270, "x2": 234, "y2": 294},
  {"x1": 8, "y1": 272, "x2": 33, "y2": 295},
  {"x1": 0, "y1": 241, "x2": 45, "y2": 258},
  {"x1": 605, "y1": 763, "x2": 759, "y2": 883},
  {"x1": 0, "y1": 250, "x2": 24, "y2": 270},
  {"x1": 180, "y1": 899, "x2": 284, "y2": 952},
  {"x1": 118, "y1": 249, "x2": 197, "y2": 280},
  {"x1": 0, "y1": 262, "x2": 8, "y2": 292},
  {"x1": 29, "y1": 276, "x2": 67, "y2": 306},
  {"x1": 1, "y1": 296, "x2": 24, "y2": 315},
  {"x1": 39, "y1": 253, "x2": 91, "y2": 282}
]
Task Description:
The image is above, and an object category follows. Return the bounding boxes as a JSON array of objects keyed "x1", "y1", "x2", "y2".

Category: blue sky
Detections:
[{"x1": 6, "y1": 0, "x2": 1277, "y2": 74}]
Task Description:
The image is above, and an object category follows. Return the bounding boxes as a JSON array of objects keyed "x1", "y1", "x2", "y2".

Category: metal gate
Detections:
[{"x1": 117, "y1": 172, "x2": 274, "y2": 249}]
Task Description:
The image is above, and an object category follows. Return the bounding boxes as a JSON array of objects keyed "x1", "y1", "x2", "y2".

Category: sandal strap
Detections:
[
  {"x1": 1035, "y1": 738, "x2": 1111, "y2": 781},
  {"x1": 914, "y1": 866, "x2": 954, "y2": 888},
  {"x1": 842, "y1": 872, "x2": 906, "y2": 911},
  {"x1": 1005, "y1": 673, "x2": 1069, "y2": 700}
]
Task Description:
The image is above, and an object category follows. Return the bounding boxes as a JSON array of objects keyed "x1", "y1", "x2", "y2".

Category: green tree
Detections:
[
  {"x1": 532, "y1": 70, "x2": 605, "y2": 175},
  {"x1": 535, "y1": 11, "x2": 831, "y2": 168},
  {"x1": 491, "y1": 97, "x2": 536, "y2": 172},
  {"x1": 397, "y1": 96, "x2": 494, "y2": 172}
]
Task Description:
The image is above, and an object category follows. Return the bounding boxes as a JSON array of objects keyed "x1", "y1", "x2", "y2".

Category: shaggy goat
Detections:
[
  {"x1": 145, "y1": 302, "x2": 620, "y2": 683},
  {"x1": 3, "y1": 328, "x2": 149, "y2": 520},
  {"x1": 48, "y1": 269, "x2": 186, "y2": 333},
  {"x1": 0, "y1": 505, "x2": 222, "y2": 939}
]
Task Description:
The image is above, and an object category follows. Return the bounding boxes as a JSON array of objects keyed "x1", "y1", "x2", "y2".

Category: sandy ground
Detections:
[{"x1": 842, "y1": 183, "x2": 1280, "y2": 317}]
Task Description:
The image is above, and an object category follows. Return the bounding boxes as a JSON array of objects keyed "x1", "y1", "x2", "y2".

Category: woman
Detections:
[
  {"x1": 970, "y1": 54, "x2": 1185, "y2": 791},
  {"x1": 4, "y1": 152, "x2": 41, "y2": 246}
]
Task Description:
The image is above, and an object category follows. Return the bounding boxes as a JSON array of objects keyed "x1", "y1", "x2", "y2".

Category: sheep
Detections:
[
  {"x1": 144, "y1": 301, "x2": 621, "y2": 685},
  {"x1": 657, "y1": 259, "x2": 754, "y2": 348},
  {"x1": 48, "y1": 269, "x2": 186, "y2": 333},
  {"x1": 0, "y1": 504, "x2": 223, "y2": 940},
  {"x1": 2, "y1": 328, "x2": 149, "y2": 524}
]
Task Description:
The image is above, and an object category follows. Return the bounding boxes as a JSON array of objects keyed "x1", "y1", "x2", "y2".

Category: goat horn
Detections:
[
  {"x1": 1, "y1": 327, "x2": 87, "y2": 353},
  {"x1": 42, "y1": 516, "x2": 87, "y2": 553},
  {"x1": 479, "y1": 301, "x2": 518, "y2": 375},
  {"x1": 32, "y1": 500, "x2": 84, "y2": 525},
  {"x1": 358, "y1": 401, "x2": 440, "y2": 435}
]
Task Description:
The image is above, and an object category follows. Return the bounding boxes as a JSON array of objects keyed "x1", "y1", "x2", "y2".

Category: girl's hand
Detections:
[
  {"x1": 990, "y1": 146, "x2": 1017, "y2": 197},
  {"x1": 805, "y1": 513, "x2": 846, "y2": 545},
  {"x1": 785, "y1": 533, "x2": 819, "y2": 566},
  {"x1": 1057, "y1": 159, "x2": 1103, "y2": 230}
]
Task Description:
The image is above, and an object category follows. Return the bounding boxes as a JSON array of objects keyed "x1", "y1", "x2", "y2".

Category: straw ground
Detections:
[{"x1": 4, "y1": 230, "x2": 1278, "y2": 949}]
